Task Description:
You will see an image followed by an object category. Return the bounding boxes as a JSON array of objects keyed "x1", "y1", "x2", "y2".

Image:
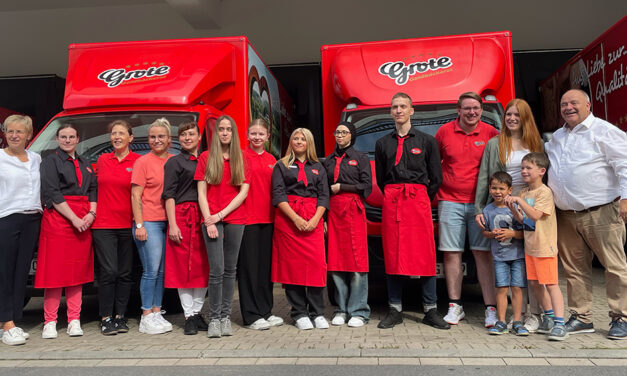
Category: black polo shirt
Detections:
[
  {"x1": 271, "y1": 159, "x2": 330, "y2": 209},
  {"x1": 323, "y1": 146, "x2": 372, "y2": 199},
  {"x1": 162, "y1": 150, "x2": 198, "y2": 204},
  {"x1": 40, "y1": 148, "x2": 97, "y2": 208}
]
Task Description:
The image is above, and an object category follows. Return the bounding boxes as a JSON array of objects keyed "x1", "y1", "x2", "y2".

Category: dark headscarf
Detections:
[{"x1": 335, "y1": 121, "x2": 357, "y2": 154}]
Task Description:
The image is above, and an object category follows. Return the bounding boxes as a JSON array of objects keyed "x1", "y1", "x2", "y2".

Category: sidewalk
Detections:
[{"x1": 2, "y1": 267, "x2": 626, "y2": 367}]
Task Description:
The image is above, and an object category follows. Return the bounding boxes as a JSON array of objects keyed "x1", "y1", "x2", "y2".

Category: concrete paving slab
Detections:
[
  {"x1": 547, "y1": 358, "x2": 596, "y2": 366},
  {"x1": 461, "y1": 358, "x2": 506, "y2": 365},
  {"x1": 96, "y1": 359, "x2": 141, "y2": 366},
  {"x1": 503, "y1": 357, "x2": 551, "y2": 366},
  {"x1": 419, "y1": 357, "x2": 463, "y2": 365},
  {"x1": 590, "y1": 358, "x2": 627, "y2": 366},
  {"x1": 255, "y1": 357, "x2": 298, "y2": 365},
  {"x1": 295, "y1": 357, "x2": 338, "y2": 365},
  {"x1": 215, "y1": 357, "x2": 258, "y2": 365},
  {"x1": 175, "y1": 358, "x2": 219, "y2": 366},
  {"x1": 337, "y1": 357, "x2": 379, "y2": 365}
]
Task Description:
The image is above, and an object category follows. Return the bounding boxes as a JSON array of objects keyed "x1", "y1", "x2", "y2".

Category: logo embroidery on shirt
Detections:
[
  {"x1": 126, "y1": 167, "x2": 133, "y2": 172},
  {"x1": 311, "y1": 169, "x2": 319, "y2": 175},
  {"x1": 268, "y1": 164, "x2": 274, "y2": 169},
  {"x1": 411, "y1": 148, "x2": 422, "y2": 154},
  {"x1": 348, "y1": 160, "x2": 358, "y2": 166},
  {"x1": 86, "y1": 167, "x2": 93, "y2": 173},
  {"x1": 474, "y1": 141, "x2": 485, "y2": 146}
]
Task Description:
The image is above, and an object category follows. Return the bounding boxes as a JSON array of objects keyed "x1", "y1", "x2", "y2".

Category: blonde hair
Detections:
[
  {"x1": 3, "y1": 114, "x2": 33, "y2": 137},
  {"x1": 204, "y1": 115, "x2": 245, "y2": 185},
  {"x1": 149, "y1": 117, "x2": 171, "y2": 137},
  {"x1": 280, "y1": 128, "x2": 318, "y2": 168},
  {"x1": 498, "y1": 99, "x2": 543, "y2": 165}
]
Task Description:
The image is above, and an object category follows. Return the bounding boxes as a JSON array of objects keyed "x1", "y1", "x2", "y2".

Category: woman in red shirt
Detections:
[
  {"x1": 37, "y1": 123, "x2": 97, "y2": 339},
  {"x1": 92, "y1": 120, "x2": 140, "y2": 335},
  {"x1": 195, "y1": 115, "x2": 249, "y2": 338},
  {"x1": 163, "y1": 122, "x2": 209, "y2": 335},
  {"x1": 238, "y1": 119, "x2": 283, "y2": 330},
  {"x1": 271, "y1": 128, "x2": 329, "y2": 330}
]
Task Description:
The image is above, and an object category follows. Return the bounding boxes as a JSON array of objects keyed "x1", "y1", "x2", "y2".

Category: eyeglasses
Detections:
[
  {"x1": 461, "y1": 106, "x2": 482, "y2": 112},
  {"x1": 334, "y1": 130, "x2": 350, "y2": 136}
]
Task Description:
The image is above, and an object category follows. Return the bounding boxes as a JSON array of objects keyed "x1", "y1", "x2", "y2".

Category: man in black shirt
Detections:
[{"x1": 374, "y1": 92, "x2": 449, "y2": 330}]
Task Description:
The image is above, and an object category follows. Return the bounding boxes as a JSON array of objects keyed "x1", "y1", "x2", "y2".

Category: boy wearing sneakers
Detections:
[
  {"x1": 482, "y1": 172, "x2": 527, "y2": 336},
  {"x1": 505, "y1": 152, "x2": 567, "y2": 341}
]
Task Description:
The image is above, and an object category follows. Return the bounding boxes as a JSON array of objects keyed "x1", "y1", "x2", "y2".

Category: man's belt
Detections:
[{"x1": 564, "y1": 197, "x2": 620, "y2": 214}]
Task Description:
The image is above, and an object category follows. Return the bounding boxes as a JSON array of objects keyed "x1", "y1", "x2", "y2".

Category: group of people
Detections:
[{"x1": 0, "y1": 88, "x2": 625, "y2": 347}]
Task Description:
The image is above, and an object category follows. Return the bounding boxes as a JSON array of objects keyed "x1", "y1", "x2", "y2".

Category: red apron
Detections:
[
  {"x1": 271, "y1": 195, "x2": 326, "y2": 287},
  {"x1": 381, "y1": 184, "x2": 435, "y2": 276},
  {"x1": 327, "y1": 192, "x2": 368, "y2": 272},
  {"x1": 35, "y1": 196, "x2": 94, "y2": 288},
  {"x1": 165, "y1": 202, "x2": 209, "y2": 288}
]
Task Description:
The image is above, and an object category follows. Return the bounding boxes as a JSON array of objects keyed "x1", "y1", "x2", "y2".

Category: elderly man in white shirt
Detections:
[{"x1": 545, "y1": 89, "x2": 627, "y2": 340}]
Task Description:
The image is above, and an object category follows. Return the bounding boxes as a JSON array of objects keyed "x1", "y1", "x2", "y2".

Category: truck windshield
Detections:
[
  {"x1": 29, "y1": 112, "x2": 198, "y2": 163},
  {"x1": 346, "y1": 103, "x2": 503, "y2": 158}
]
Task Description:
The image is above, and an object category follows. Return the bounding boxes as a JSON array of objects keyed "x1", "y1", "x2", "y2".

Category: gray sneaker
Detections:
[
  {"x1": 537, "y1": 315, "x2": 554, "y2": 334},
  {"x1": 548, "y1": 323, "x2": 569, "y2": 341},
  {"x1": 220, "y1": 318, "x2": 233, "y2": 336},
  {"x1": 207, "y1": 319, "x2": 221, "y2": 338}
]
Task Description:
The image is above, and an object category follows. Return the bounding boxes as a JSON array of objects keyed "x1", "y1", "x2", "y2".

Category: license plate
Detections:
[
  {"x1": 435, "y1": 262, "x2": 467, "y2": 278},
  {"x1": 29, "y1": 259, "x2": 37, "y2": 275}
]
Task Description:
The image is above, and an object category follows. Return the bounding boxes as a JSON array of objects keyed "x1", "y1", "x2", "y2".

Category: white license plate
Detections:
[
  {"x1": 434, "y1": 262, "x2": 467, "y2": 278},
  {"x1": 29, "y1": 259, "x2": 37, "y2": 275}
]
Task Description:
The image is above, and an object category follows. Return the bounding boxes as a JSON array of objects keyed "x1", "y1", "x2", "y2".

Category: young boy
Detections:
[
  {"x1": 505, "y1": 152, "x2": 567, "y2": 341},
  {"x1": 482, "y1": 172, "x2": 527, "y2": 336}
]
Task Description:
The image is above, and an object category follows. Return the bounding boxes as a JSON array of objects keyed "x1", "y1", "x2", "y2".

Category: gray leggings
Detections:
[{"x1": 202, "y1": 222, "x2": 245, "y2": 319}]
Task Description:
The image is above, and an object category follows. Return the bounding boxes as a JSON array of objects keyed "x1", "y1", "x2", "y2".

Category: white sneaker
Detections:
[
  {"x1": 139, "y1": 313, "x2": 166, "y2": 335},
  {"x1": 14, "y1": 327, "x2": 29, "y2": 339},
  {"x1": 347, "y1": 317, "x2": 366, "y2": 328},
  {"x1": 246, "y1": 318, "x2": 271, "y2": 330},
  {"x1": 2, "y1": 327, "x2": 26, "y2": 346},
  {"x1": 485, "y1": 307, "x2": 498, "y2": 328},
  {"x1": 313, "y1": 316, "x2": 329, "y2": 329},
  {"x1": 67, "y1": 320, "x2": 83, "y2": 336},
  {"x1": 294, "y1": 317, "x2": 313, "y2": 330},
  {"x1": 443, "y1": 303, "x2": 465, "y2": 325},
  {"x1": 266, "y1": 315, "x2": 284, "y2": 327},
  {"x1": 331, "y1": 313, "x2": 347, "y2": 326},
  {"x1": 523, "y1": 313, "x2": 541, "y2": 333},
  {"x1": 153, "y1": 311, "x2": 173, "y2": 332},
  {"x1": 42, "y1": 322, "x2": 57, "y2": 339}
]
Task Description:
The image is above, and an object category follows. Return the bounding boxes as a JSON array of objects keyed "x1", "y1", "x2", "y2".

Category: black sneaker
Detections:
[
  {"x1": 377, "y1": 308, "x2": 403, "y2": 329},
  {"x1": 564, "y1": 314, "x2": 595, "y2": 334},
  {"x1": 422, "y1": 308, "x2": 451, "y2": 330},
  {"x1": 101, "y1": 318, "x2": 118, "y2": 336},
  {"x1": 184, "y1": 317, "x2": 198, "y2": 335},
  {"x1": 194, "y1": 314, "x2": 208, "y2": 331},
  {"x1": 114, "y1": 316, "x2": 129, "y2": 333},
  {"x1": 608, "y1": 317, "x2": 627, "y2": 340}
]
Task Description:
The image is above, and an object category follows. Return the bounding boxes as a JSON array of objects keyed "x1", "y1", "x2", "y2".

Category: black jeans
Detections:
[
  {"x1": 0, "y1": 213, "x2": 40, "y2": 322},
  {"x1": 92, "y1": 228, "x2": 134, "y2": 317},
  {"x1": 386, "y1": 274, "x2": 437, "y2": 308},
  {"x1": 237, "y1": 223, "x2": 274, "y2": 325},
  {"x1": 284, "y1": 284, "x2": 325, "y2": 320}
]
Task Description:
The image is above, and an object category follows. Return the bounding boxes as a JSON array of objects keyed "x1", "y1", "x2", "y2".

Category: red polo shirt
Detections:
[
  {"x1": 92, "y1": 151, "x2": 141, "y2": 229},
  {"x1": 435, "y1": 119, "x2": 498, "y2": 203},
  {"x1": 194, "y1": 151, "x2": 249, "y2": 225},
  {"x1": 244, "y1": 148, "x2": 276, "y2": 224}
]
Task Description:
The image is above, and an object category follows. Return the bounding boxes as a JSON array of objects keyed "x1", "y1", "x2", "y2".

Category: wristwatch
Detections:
[{"x1": 135, "y1": 223, "x2": 144, "y2": 229}]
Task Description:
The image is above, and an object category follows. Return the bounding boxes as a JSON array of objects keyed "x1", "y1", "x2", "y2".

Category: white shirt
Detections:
[
  {"x1": 506, "y1": 148, "x2": 529, "y2": 196},
  {"x1": 545, "y1": 113, "x2": 627, "y2": 211},
  {"x1": 0, "y1": 149, "x2": 42, "y2": 218}
]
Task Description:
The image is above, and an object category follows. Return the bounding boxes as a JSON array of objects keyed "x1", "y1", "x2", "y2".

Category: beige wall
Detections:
[{"x1": 1, "y1": 0, "x2": 625, "y2": 77}]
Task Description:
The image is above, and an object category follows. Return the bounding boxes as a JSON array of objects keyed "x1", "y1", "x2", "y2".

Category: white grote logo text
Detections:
[
  {"x1": 98, "y1": 66, "x2": 170, "y2": 88},
  {"x1": 379, "y1": 57, "x2": 452, "y2": 85}
]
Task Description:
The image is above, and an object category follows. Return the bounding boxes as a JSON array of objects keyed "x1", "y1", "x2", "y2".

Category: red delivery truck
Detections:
[
  {"x1": 25, "y1": 37, "x2": 294, "y2": 305},
  {"x1": 539, "y1": 15, "x2": 627, "y2": 133},
  {"x1": 321, "y1": 31, "x2": 515, "y2": 282}
]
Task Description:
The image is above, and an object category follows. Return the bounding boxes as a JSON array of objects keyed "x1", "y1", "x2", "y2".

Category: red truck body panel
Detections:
[
  {"x1": 539, "y1": 16, "x2": 627, "y2": 132},
  {"x1": 321, "y1": 31, "x2": 515, "y2": 155}
]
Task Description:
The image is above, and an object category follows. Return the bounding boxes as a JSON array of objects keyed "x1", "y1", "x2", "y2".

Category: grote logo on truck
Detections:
[
  {"x1": 378, "y1": 57, "x2": 453, "y2": 85},
  {"x1": 98, "y1": 65, "x2": 171, "y2": 88}
]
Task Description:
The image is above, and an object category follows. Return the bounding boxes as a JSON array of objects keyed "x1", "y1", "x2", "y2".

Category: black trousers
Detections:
[
  {"x1": 284, "y1": 284, "x2": 325, "y2": 320},
  {"x1": 237, "y1": 223, "x2": 274, "y2": 325},
  {"x1": 0, "y1": 213, "x2": 41, "y2": 322},
  {"x1": 92, "y1": 228, "x2": 134, "y2": 317}
]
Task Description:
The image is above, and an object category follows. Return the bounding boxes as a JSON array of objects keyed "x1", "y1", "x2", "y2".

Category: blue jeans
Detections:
[
  {"x1": 331, "y1": 271, "x2": 370, "y2": 321},
  {"x1": 133, "y1": 221, "x2": 167, "y2": 311},
  {"x1": 494, "y1": 258, "x2": 527, "y2": 288},
  {"x1": 386, "y1": 274, "x2": 437, "y2": 311},
  {"x1": 438, "y1": 201, "x2": 490, "y2": 251}
]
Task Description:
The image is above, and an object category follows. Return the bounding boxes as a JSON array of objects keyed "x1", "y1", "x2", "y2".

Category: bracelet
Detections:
[{"x1": 89, "y1": 210, "x2": 97, "y2": 218}]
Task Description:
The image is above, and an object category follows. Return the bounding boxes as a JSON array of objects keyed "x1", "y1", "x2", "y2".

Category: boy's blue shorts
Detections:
[{"x1": 494, "y1": 258, "x2": 527, "y2": 288}]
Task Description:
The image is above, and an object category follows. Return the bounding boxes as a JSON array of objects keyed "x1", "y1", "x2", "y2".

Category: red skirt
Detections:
[
  {"x1": 35, "y1": 196, "x2": 94, "y2": 288},
  {"x1": 381, "y1": 184, "x2": 435, "y2": 276},
  {"x1": 271, "y1": 195, "x2": 326, "y2": 287},
  {"x1": 165, "y1": 202, "x2": 209, "y2": 288},
  {"x1": 327, "y1": 192, "x2": 368, "y2": 272}
]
